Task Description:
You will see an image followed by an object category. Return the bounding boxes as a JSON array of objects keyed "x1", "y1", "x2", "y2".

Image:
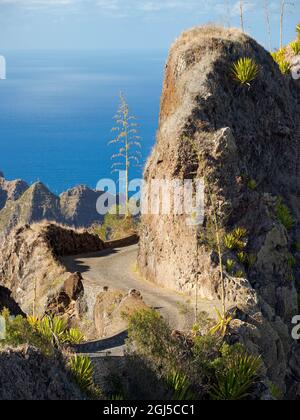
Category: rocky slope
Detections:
[
  {"x1": 138, "y1": 26, "x2": 300, "y2": 396},
  {"x1": 0, "y1": 174, "x2": 104, "y2": 237},
  {"x1": 0, "y1": 222, "x2": 104, "y2": 317},
  {"x1": 0, "y1": 346, "x2": 84, "y2": 400}
]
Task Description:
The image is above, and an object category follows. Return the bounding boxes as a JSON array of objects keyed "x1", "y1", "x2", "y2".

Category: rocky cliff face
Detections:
[
  {"x1": 0, "y1": 346, "x2": 84, "y2": 400},
  {"x1": 0, "y1": 222, "x2": 104, "y2": 317},
  {"x1": 138, "y1": 26, "x2": 300, "y2": 395}
]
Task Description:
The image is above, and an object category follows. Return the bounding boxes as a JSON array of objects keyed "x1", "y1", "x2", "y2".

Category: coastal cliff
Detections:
[{"x1": 138, "y1": 26, "x2": 300, "y2": 395}]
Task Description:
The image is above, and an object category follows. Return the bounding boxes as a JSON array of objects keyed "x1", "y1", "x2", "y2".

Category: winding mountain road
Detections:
[{"x1": 62, "y1": 244, "x2": 217, "y2": 357}]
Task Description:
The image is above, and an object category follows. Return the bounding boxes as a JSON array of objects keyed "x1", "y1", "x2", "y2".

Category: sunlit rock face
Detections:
[{"x1": 138, "y1": 25, "x2": 300, "y2": 396}]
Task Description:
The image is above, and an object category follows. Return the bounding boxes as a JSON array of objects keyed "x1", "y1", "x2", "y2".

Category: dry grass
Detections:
[{"x1": 171, "y1": 25, "x2": 247, "y2": 53}]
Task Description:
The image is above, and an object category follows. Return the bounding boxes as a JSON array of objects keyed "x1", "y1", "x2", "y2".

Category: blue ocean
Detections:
[{"x1": 0, "y1": 50, "x2": 166, "y2": 194}]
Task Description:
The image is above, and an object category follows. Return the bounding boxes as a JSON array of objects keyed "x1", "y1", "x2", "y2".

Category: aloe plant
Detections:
[
  {"x1": 231, "y1": 58, "x2": 259, "y2": 86},
  {"x1": 63, "y1": 328, "x2": 85, "y2": 345},
  {"x1": 69, "y1": 355, "x2": 94, "y2": 390},
  {"x1": 272, "y1": 50, "x2": 291, "y2": 74},
  {"x1": 209, "y1": 308, "x2": 236, "y2": 337},
  {"x1": 276, "y1": 200, "x2": 294, "y2": 230},
  {"x1": 290, "y1": 40, "x2": 300, "y2": 55},
  {"x1": 211, "y1": 353, "x2": 262, "y2": 400},
  {"x1": 167, "y1": 371, "x2": 195, "y2": 400}
]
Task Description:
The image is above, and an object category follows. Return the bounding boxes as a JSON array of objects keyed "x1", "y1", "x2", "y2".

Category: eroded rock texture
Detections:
[
  {"x1": 0, "y1": 222, "x2": 103, "y2": 317},
  {"x1": 138, "y1": 26, "x2": 300, "y2": 395},
  {"x1": 0, "y1": 346, "x2": 84, "y2": 400}
]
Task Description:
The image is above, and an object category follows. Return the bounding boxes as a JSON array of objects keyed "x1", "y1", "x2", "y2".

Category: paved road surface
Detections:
[{"x1": 62, "y1": 245, "x2": 217, "y2": 357}]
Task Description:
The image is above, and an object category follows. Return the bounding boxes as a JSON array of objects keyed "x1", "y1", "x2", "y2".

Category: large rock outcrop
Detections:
[
  {"x1": 94, "y1": 288, "x2": 148, "y2": 338},
  {"x1": 138, "y1": 26, "x2": 300, "y2": 395},
  {"x1": 0, "y1": 346, "x2": 84, "y2": 400},
  {"x1": 0, "y1": 222, "x2": 104, "y2": 317}
]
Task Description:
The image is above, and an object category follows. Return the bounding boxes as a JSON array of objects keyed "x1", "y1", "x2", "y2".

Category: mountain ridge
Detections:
[{"x1": 0, "y1": 173, "x2": 104, "y2": 236}]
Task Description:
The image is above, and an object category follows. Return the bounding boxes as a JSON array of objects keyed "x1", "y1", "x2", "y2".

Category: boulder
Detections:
[
  {"x1": 94, "y1": 289, "x2": 148, "y2": 338},
  {"x1": 63, "y1": 272, "x2": 84, "y2": 301},
  {"x1": 0, "y1": 346, "x2": 84, "y2": 400}
]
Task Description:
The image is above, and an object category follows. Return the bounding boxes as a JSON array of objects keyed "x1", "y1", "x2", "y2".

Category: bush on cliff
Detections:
[
  {"x1": 0, "y1": 309, "x2": 101, "y2": 398},
  {"x1": 231, "y1": 57, "x2": 259, "y2": 86},
  {"x1": 127, "y1": 309, "x2": 262, "y2": 400}
]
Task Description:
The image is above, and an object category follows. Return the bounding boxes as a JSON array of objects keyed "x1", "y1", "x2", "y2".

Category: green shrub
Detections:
[
  {"x1": 287, "y1": 253, "x2": 297, "y2": 268},
  {"x1": 37, "y1": 316, "x2": 68, "y2": 345},
  {"x1": 237, "y1": 251, "x2": 247, "y2": 265},
  {"x1": 247, "y1": 254, "x2": 257, "y2": 268},
  {"x1": 268, "y1": 381, "x2": 284, "y2": 400},
  {"x1": 235, "y1": 270, "x2": 245, "y2": 278},
  {"x1": 192, "y1": 334, "x2": 222, "y2": 378},
  {"x1": 297, "y1": 23, "x2": 300, "y2": 38},
  {"x1": 1, "y1": 310, "x2": 54, "y2": 356},
  {"x1": 69, "y1": 355, "x2": 94, "y2": 390},
  {"x1": 290, "y1": 40, "x2": 300, "y2": 55},
  {"x1": 224, "y1": 228, "x2": 247, "y2": 251},
  {"x1": 271, "y1": 50, "x2": 291, "y2": 74},
  {"x1": 63, "y1": 328, "x2": 85, "y2": 345},
  {"x1": 15, "y1": 314, "x2": 84, "y2": 348},
  {"x1": 225, "y1": 259, "x2": 235, "y2": 274},
  {"x1": 231, "y1": 58, "x2": 259, "y2": 86},
  {"x1": 278, "y1": 60, "x2": 292, "y2": 74},
  {"x1": 247, "y1": 179, "x2": 257, "y2": 190},
  {"x1": 111, "y1": 394, "x2": 125, "y2": 400},
  {"x1": 211, "y1": 353, "x2": 262, "y2": 400},
  {"x1": 128, "y1": 309, "x2": 177, "y2": 367},
  {"x1": 209, "y1": 308, "x2": 236, "y2": 337},
  {"x1": 276, "y1": 200, "x2": 294, "y2": 230},
  {"x1": 166, "y1": 371, "x2": 195, "y2": 400}
]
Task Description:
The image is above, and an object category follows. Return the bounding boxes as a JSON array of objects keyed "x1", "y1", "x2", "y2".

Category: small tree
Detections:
[
  {"x1": 239, "y1": 0, "x2": 245, "y2": 32},
  {"x1": 109, "y1": 92, "x2": 142, "y2": 217},
  {"x1": 280, "y1": 1, "x2": 294, "y2": 49},
  {"x1": 264, "y1": 0, "x2": 272, "y2": 51}
]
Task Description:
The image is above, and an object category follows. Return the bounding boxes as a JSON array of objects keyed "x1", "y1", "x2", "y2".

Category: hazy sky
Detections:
[{"x1": 0, "y1": 0, "x2": 299, "y2": 51}]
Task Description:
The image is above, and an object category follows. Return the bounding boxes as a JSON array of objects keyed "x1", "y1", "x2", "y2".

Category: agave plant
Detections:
[
  {"x1": 224, "y1": 227, "x2": 247, "y2": 251},
  {"x1": 231, "y1": 57, "x2": 259, "y2": 86},
  {"x1": 290, "y1": 40, "x2": 300, "y2": 55},
  {"x1": 276, "y1": 199, "x2": 294, "y2": 230},
  {"x1": 166, "y1": 371, "x2": 195, "y2": 400},
  {"x1": 225, "y1": 259, "x2": 235, "y2": 274},
  {"x1": 271, "y1": 50, "x2": 291, "y2": 75},
  {"x1": 69, "y1": 355, "x2": 94, "y2": 390},
  {"x1": 209, "y1": 308, "x2": 236, "y2": 337},
  {"x1": 38, "y1": 316, "x2": 68, "y2": 345},
  {"x1": 211, "y1": 353, "x2": 262, "y2": 400},
  {"x1": 63, "y1": 328, "x2": 85, "y2": 345}
]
